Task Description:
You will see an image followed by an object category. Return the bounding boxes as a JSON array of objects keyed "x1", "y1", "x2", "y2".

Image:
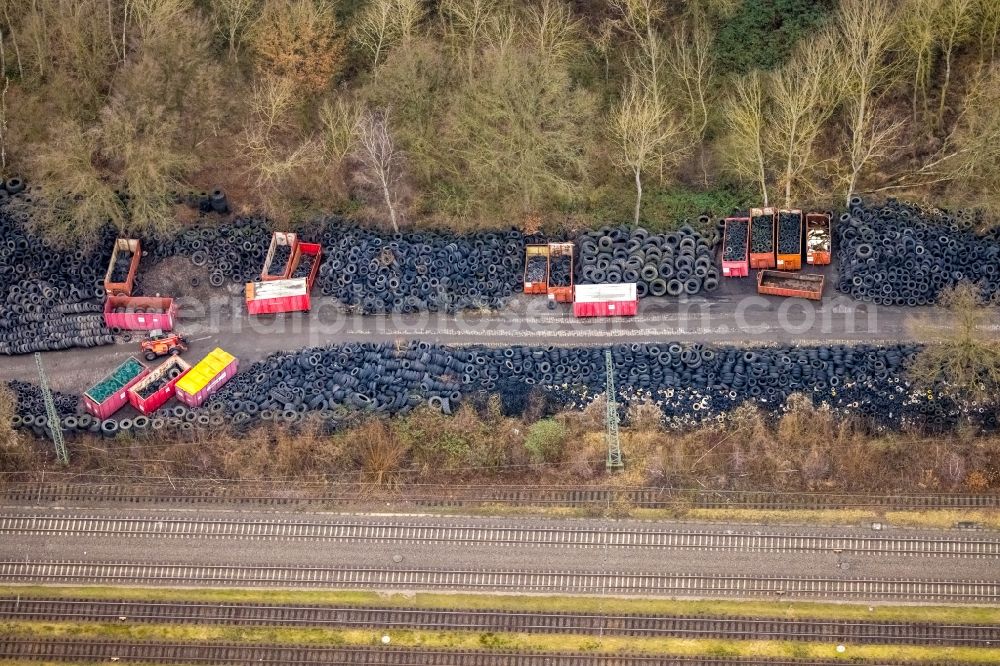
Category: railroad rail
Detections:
[
  {"x1": 1, "y1": 598, "x2": 998, "y2": 647},
  {"x1": 2, "y1": 513, "x2": 997, "y2": 557},
  {"x1": 0, "y1": 638, "x2": 977, "y2": 665},
  {"x1": 2, "y1": 562, "x2": 998, "y2": 603},
  {"x1": 3, "y1": 481, "x2": 998, "y2": 512}
]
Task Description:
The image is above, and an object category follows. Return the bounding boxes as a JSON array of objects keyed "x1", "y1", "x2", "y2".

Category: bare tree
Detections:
[
  {"x1": 978, "y1": 0, "x2": 1000, "y2": 62},
  {"x1": 934, "y1": 0, "x2": 976, "y2": 125},
  {"x1": 353, "y1": 0, "x2": 424, "y2": 77},
  {"x1": 768, "y1": 33, "x2": 838, "y2": 207},
  {"x1": 320, "y1": 96, "x2": 363, "y2": 161},
  {"x1": 901, "y1": 0, "x2": 939, "y2": 121},
  {"x1": 523, "y1": 0, "x2": 581, "y2": 64},
  {"x1": 610, "y1": 77, "x2": 684, "y2": 225},
  {"x1": 356, "y1": 108, "x2": 404, "y2": 232},
  {"x1": 909, "y1": 282, "x2": 1000, "y2": 403},
  {"x1": 664, "y1": 7, "x2": 716, "y2": 185},
  {"x1": 836, "y1": 0, "x2": 903, "y2": 203},
  {"x1": 609, "y1": 0, "x2": 665, "y2": 107},
  {"x1": 211, "y1": 0, "x2": 261, "y2": 60},
  {"x1": 723, "y1": 70, "x2": 769, "y2": 206}
]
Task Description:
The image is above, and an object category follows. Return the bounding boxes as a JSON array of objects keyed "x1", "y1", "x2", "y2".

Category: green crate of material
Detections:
[{"x1": 86, "y1": 358, "x2": 146, "y2": 403}]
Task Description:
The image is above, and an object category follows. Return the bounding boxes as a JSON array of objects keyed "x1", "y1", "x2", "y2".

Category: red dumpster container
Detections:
[
  {"x1": 261, "y1": 231, "x2": 298, "y2": 281},
  {"x1": 806, "y1": 212, "x2": 832, "y2": 265},
  {"x1": 573, "y1": 283, "x2": 638, "y2": 317},
  {"x1": 104, "y1": 296, "x2": 177, "y2": 331},
  {"x1": 127, "y1": 356, "x2": 192, "y2": 415},
  {"x1": 749, "y1": 207, "x2": 777, "y2": 269},
  {"x1": 104, "y1": 238, "x2": 141, "y2": 296},
  {"x1": 174, "y1": 348, "x2": 238, "y2": 408},
  {"x1": 721, "y1": 216, "x2": 750, "y2": 277},
  {"x1": 82, "y1": 357, "x2": 149, "y2": 420},
  {"x1": 245, "y1": 278, "x2": 311, "y2": 315},
  {"x1": 288, "y1": 241, "x2": 323, "y2": 291}
]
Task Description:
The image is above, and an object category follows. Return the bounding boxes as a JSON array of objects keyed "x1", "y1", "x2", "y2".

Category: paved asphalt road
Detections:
[
  {"x1": 0, "y1": 290, "x2": 978, "y2": 393},
  {"x1": 1, "y1": 508, "x2": 996, "y2": 586}
]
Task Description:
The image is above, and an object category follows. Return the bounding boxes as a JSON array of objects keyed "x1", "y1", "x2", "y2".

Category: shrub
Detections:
[
  {"x1": 524, "y1": 418, "x2": 568, "y2": 464},
  {"x1": 712, "y1": 0, "x2": 836, "y2": 74}
]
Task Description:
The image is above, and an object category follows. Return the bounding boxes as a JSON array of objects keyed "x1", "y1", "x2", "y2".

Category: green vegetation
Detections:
[
  {"x1": 5, "y1": 620, "x2": 1000, "y2": 662},
  {"x1": 712, "y1": 0, "x2": 837, "y2": 74},
  {"x1": 3, "y1": 0, "x2": 1000, "y2": 244},
  {"x1": 524, "y1": 418, "x2": 568, "y2": 463}
]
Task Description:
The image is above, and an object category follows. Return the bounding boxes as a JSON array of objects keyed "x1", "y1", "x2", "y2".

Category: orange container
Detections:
[
  {"x1": 546, "y1": 242, "x2": 574, "y2": 303},
  {"x1": 806, "y1": 212, "x2": 832, "y2": 266},
  {"x1": 757, "y1": 270, "x2": 824, "y2": 300},
  {"x1": 776, "y1": 209, "x2": 803, "y2": 271},
  {"x1": 261, "y1": 232, "x2": 298, "y2": 281},
  {"x1": 749, "y1": 207, "x2": 777, "y2": 269},
  {"x1": 523, "y1": 245, "x2": 549, "y2": 295},
  {"x1": 104, "y1": 238, "x2": 141, "y2": 296}
]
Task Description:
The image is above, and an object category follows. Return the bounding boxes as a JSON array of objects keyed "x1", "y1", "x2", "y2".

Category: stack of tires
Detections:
[
  {"x1": 837, "y1": 198, "x2": 1000, "y2": 305},
  {"x1": 148, "y1": 217, "x2": 272, "y2": 286},
  {"x1": 0, "y1": 181, "x2": 117, "y2": 354},
  {"x1": 313, "y1": 221, "x2": 527, "y2": 314},
  {"x1": 576, "y1": 222, "x2": 720, "y2": 297}
]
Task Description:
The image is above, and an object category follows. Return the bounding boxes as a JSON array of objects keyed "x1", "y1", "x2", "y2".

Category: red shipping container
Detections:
[
  {"x1": 573, "y1": 283, "x2": 638, "y2": 318},
  {"x1": 127, "y1": 356, "x2": 192, "y2": 415},
  {"x1": 245, "y1": 278, "x2": 311, "y2": 315},
  {"x1": 757, "y1": 269, "x2": 824, "y2": 301},
  {"x1": 175, "y1": 348, "x2": 239, "y2": 408},
  {"x1": 83, "y1": 357, "x2": 149, "y2": 420},
  {"x1": 806, "y1": 212, "x2": 832, "y2": 266},
  {"x1": 721, "y1": 216, "x2": 750, "y2": 277},
  {"x1": 104, "y1": 296, "x2": 177, "y2": 331}
]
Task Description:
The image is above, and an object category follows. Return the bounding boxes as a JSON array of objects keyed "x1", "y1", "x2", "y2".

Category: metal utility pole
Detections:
[
  {"x1": 604, "y1": 350, "x2": 623, "y2": 471},
  {"x1": 34, "y1": 353, "x2": 68, "y2": 465}
]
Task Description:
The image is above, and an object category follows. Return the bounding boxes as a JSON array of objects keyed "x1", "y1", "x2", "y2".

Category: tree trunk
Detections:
[
  {"x1": 381, "y1": 174, "x2": 398, "y2": 233},
  {"x1": 633, "y1": 166, "x2": 642, "y2": 226}
]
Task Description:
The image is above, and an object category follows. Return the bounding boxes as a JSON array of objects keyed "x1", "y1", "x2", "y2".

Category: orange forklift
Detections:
[{"x1": 140, "y1": 329, "x2": 189, "y2": 361}]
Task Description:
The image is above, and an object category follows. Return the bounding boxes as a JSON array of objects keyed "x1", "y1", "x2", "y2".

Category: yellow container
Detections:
[{"x1": 175, "y1": 348, "x2": 236, "y2": 396}]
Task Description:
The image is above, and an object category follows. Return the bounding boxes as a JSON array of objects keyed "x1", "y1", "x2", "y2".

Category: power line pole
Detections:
[
  {"x1": 34, "y1": 353, "x2": 68, "y2": 465},
  {"x1": 604, "y1": 350, "x2": 623, "y2": 471}
]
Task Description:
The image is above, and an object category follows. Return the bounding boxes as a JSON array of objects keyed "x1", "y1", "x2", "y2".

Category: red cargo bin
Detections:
[
  {"x1": 721, "y1": 216, "x2": 750, "y2": 277},
  {"x1": 127, "y1": 356, "x2": 192, "y2": 415},
  {"x1": 104, "y1": 296, "x2": 177, "y2": 331},
  {"x1": 573, "y1": 283, "x2": 638, "y2": 317},
  {"x1": 749, "y1": 207, "x2": 777, "y2": 269},
  {"x1": 245, "y1": 278, "x2": 311, "y2": 315},
  {"x1": 806, "y1": 212, "x2": 832, "y2": 266},
  {"x1": 83, "y1": 357, "x2": 149, "y2": 420},
  {"x1": 289, "y1": 241, "x2": 323, "y2": 290}
]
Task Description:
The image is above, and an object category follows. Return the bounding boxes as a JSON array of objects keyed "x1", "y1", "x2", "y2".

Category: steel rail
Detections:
[
  {"x1": 2, "y1": 514, "x2": 996, "y2": 557},
  {"x1": 0, "y1": 598, "x2": 998, "y2": 646},
  {"x1": 0, "y1": 638, "x2": 977, "y2": 665},
  {"x1": 2, "y1": 562, "x2": 997, "y2": 603},
  {"x1": 3, "y1": 482, "x2": 998, "y2": 511}
]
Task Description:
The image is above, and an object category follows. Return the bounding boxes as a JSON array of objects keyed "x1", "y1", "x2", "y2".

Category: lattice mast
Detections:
[
  {"x1": 34, "y1": 352, "x2": 68, "y2": 465},
  {"x1": 604, "y1": 350, "x2": 623, "y2": 470}
]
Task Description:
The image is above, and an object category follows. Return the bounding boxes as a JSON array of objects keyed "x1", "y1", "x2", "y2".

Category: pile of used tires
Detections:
[
  {"x1": 577, "y1": 223, "x2": 720, "y2": 297},
  {"x1": 11, "y1": 341, "x2": 980, "y2": 438},
  {"x1": 7, "y1": 379, "x2": 80, "y2": 439},
  {"x1": 837, "y1": 198, "x2": 1000, "y2": 305},
  {"x1": 0, "y1": 182, "x2": 117, "y2": 355},
  {"x1": 313, "y1": 221, "x2": 527, "y2": 314},
  {"x1": 148, "y1": 217, "x2": 272, "y2": 287}
]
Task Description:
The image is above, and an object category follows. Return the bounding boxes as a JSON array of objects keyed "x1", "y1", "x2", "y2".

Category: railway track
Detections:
[
  {"x1": 1, "y1": 598, "x2": 998, "y2": 647},
  {"x1": 3, "y1": 481, "x2": 998, "y2": 512},
  {"x1": 2, "y1": 513, "x2": 997, "y2": 557},
  {"x1": 0, "y1": 638, "x2": 979, "y2": 665},
  {"x1": 2, "y1": 561, "x2": 998, "y2": 603}
]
